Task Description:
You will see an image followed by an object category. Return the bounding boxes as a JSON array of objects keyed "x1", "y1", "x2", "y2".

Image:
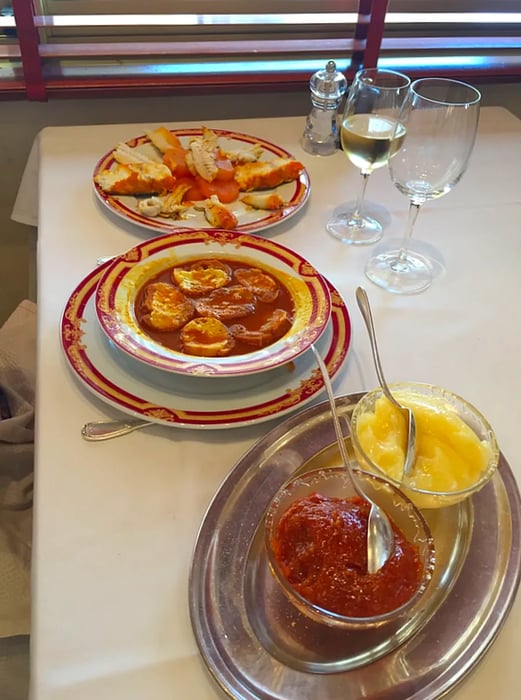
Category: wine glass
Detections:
[
  {"x1": 326, "y1": 68, "x2": 411, "y2": 245},
  {"x1": 365, "y1": 78, "x2": 481, "y2": 294}
]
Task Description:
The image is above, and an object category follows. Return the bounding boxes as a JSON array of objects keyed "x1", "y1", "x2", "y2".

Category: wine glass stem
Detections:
[
  {"x1": 351, "y1": 172, "x2": 370, "y2": 224},
  {"x1": 393, "y1": 202, "x2": 421, "y2": 270}
]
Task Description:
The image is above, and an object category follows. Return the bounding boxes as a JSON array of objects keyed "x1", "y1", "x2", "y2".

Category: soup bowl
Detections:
[{"x1": 95, "y1": 229, "x2": 331, "y2": 377}]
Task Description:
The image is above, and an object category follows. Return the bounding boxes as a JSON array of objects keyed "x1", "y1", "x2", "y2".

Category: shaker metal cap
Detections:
[{"x1": 310, "y1": 60, "x2": 347, "y2": 100}]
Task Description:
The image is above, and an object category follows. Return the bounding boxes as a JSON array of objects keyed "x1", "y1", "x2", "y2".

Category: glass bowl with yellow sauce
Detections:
[{"x1": 350, "y1": 382, "x2": 500, "y2": 509}]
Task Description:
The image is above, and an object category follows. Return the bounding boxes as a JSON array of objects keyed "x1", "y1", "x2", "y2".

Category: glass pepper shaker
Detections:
[{"x1": 301, "y1": 60, "x2": 348, "y2": 156}]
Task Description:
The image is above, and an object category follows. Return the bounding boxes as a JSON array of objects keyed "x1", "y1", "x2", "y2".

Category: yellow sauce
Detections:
[{"x1": 356, "y1": 395, "x2": 492, "y2": 493}]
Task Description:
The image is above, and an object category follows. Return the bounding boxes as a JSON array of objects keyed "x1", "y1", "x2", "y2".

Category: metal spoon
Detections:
[
  {"x1": 355, "y1": 286, "x2": 416, "y2": 478},
  {"x1": 81, "y1": 418, "x2": 152, "y2": 441},
  {"x1": 311, "y1": 345, "x2": 394, "y2": 574}
]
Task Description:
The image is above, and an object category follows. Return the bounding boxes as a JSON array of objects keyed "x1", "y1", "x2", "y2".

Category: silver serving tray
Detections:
[{"x1": 189, "y1": 393, "x2": 521, "y2": 699}]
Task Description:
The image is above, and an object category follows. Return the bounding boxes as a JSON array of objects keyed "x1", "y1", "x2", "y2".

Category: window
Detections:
[
  {"x1": 0, "y1": 1, "x2": 387, "y2": 99},
  {"x1": 1, "y1": 1, "x2": 520, "y2": 101},
  {"x1": 382, "y1": 1, "x2": 521, "y2": 80}
]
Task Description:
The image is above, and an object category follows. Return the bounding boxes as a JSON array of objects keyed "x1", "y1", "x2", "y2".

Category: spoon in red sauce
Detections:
[{"x1": 311, "y1": 344, "x2": 394, "y2": 574}]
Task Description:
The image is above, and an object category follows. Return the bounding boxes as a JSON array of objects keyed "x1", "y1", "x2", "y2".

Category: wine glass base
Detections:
[
  {"x1": 326, "y1": 213, "x2": 383, "y2": 246},
  {"x1": 331, "y1": 200, "x2": 392, "y2": 230},
  {"x1": 365, "y1": 249, "x2": 433, "y2": 294}
]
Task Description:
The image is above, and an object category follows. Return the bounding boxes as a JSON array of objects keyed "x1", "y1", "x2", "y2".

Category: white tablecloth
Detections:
[{"x1": 20, "y1": 106, "x2": 521, "y2": 699}]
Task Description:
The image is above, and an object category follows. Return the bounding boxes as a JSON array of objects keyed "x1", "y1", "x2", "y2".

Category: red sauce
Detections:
[
  {"x1": 271, "y1": 493, "x2": 423, "y2": 617},
  {"x1": 134, "y1": 257, "x2": 295, "y2": 356}
]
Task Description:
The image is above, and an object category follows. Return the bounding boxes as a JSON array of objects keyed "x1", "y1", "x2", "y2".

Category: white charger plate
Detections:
[
  {"x1": 61, "y1": 261, "x2": 350, "y2": 429},
  {"x1": 95, "y1": 229, "x2": 332, "y2": 377},
  {"x1": 92, "y1": 127, "x2": 310, "y2": 234}
]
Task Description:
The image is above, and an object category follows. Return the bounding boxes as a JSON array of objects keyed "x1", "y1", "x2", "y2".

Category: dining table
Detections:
[{"x1": 16, "y1": 104, "x2": 521, "y2": 700}]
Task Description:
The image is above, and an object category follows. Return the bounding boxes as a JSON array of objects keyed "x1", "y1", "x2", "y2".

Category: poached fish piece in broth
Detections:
[
  {"x1": 234, "y1": 267, "x2": 280, "y2": 303},
  {"x1": 194, "y1": 285, "x2": 256, "y2": 321},
  {"x1": 230, "y1": 309, "x2": 292, "y2": 348}
]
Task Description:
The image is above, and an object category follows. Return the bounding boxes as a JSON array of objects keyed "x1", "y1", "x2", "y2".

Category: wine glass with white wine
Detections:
[
  {"x1": 326, "y1": 68, "x2": 410, "y2": 245},
  {"x1": 365, "y1": 78, "x2": 481, "y2": 294}
]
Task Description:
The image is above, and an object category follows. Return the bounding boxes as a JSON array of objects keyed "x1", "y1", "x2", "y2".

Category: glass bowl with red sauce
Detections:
[{"x1": 265, "y1": 466, "x2": 435, "y2": 630}]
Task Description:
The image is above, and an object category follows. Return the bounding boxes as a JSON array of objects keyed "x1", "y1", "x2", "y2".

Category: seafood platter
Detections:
[{"x1": 93, "y1": 125, "x2": 310, "y2": 234}]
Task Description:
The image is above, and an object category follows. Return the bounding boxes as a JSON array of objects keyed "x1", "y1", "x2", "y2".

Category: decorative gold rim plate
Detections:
[
  {"x1": 61, "y1": 261, "x2": 350, "y2": 429},
  {"x1": 94, "y1": 229, "x2": 332, "y2": 377}
]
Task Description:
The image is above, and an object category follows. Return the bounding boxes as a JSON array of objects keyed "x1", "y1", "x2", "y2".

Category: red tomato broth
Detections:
[
  {"x1": 271, "y1": 493, "x2": 424, "y2": 618},
  {"x1": 134, "y1": 257, "x2": 295, "y2": 357}
]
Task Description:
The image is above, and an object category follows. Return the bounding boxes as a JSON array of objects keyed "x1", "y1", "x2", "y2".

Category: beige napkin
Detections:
[{"x1": 0, "y1": 299, "x2": 36, "y2": 639}]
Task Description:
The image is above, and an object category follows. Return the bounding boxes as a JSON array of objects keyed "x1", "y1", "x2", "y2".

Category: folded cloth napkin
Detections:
[{"x1": 0, "y1": 300, "x2": 36, "y2": 639}]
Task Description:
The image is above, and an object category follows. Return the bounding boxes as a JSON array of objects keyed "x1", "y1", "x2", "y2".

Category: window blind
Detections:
[
  {"x1": 2, "y1": 0, "x2": 388, "y2": 99},
  {"x1": 382, "y1": 0, "x2": 521, "y2": 80},
  {"x1": 1, "y1": 1, "x2": 520, "y2": 101}
]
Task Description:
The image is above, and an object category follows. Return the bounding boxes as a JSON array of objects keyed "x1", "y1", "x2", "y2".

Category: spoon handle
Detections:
[
  {"x1": 355, "y1": 287, "x2": 399, "y2": 408},
  {"x1": 311, "y1": 344, "x2": 394, "y2": 573},
  {"x1": 311, "y1": 345, "x2": 364, "y2": 500},
  {"x1": 81, "y1": 419, "x2": 152, "y2": 441}
]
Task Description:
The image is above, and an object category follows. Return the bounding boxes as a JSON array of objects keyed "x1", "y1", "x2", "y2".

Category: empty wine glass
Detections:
[
  {"x1": 326, "y1": 68, "x2": 411, "y2": 245},
  {"x1": 365, "y1": 78, "x2": 481, "y2": 294}
]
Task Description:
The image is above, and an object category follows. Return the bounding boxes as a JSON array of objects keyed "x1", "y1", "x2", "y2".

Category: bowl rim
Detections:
[
  {"x1": 264, "y1": 465, "x2": 436, "y2": 626},
  {"x1": 350, "y1": 381, "x2": 500, "y2": 498}
]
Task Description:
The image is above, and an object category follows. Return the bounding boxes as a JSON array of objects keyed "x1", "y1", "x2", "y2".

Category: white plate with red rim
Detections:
[
  {"x1": 92, "y1": 127, "x2": 310, "y2": 234},
  {"x1": 61, "y1": 261, "x2": 351, "y2": 429},
  {"x1": 94, "y1": 229, "x2": 332, "y2": 378}
]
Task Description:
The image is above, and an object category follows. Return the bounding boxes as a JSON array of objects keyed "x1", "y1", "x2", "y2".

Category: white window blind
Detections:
[
  {"x1": 3, "y1": 0, "x2": 387, "y2": 99},
  {"x1": 1, "y1": 1, "x2": 520, "y2": 101},
  {"x1": 382, "y1": 0, "x2": 521, "y2": 79}
]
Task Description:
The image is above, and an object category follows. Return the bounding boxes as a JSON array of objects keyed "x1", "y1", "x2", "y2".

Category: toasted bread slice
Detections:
[
  {"x1": 180, "y1": 317, "x2": 235, "y2": 357},
  {"x1": 139, "y1": 282, "x2": 194, "y2": 332},
  {"x1": 173, "y1": 260, "x2": 232, "y2": 296},
  {"x1": 94, "y1": 162, "x2": 175, "y2": 196}
]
